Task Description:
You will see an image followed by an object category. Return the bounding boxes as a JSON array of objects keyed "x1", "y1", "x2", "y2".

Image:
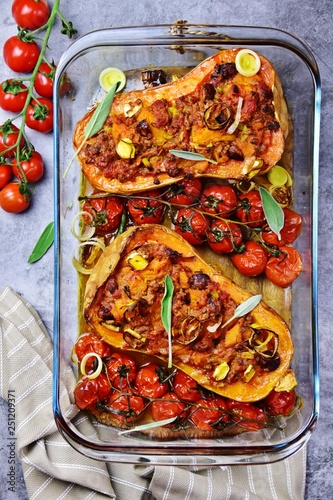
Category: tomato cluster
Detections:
[{"x1": 73, "y1": 332, "x2": 297, "y2": 432}]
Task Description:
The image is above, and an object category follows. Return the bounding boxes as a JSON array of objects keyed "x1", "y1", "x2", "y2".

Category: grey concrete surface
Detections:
[{"x1": 0, "y1": 0, "x2": 331, "y2": 498}]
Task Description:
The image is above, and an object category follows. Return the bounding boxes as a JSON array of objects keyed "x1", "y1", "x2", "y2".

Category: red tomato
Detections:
[
  {"x1": 0, "y1": 165, "x2": 12, "y2": 189},
  {"x1": 0, "y1": 182, "x2": 30, "y2": 213},
  {"x1": 190, "y1": 397, "x2": 229, "y2": 430},
  {"x1": 0, "y1": 122, "x2": 24, "y2": 158},
  {"x1": 107, "y1": 392, "x2": 145, "y2": 424},
  {"x1": 151, "y1": 392, "x2": 187, "y2": 421},
  {"x1": 231, "y1": 240, "x2": 268, "y2": 276},
  {"x1": 236, "y1": 190, "x2": 265, "y2": 227},
  {"x1": 0, "y1": 79, "x2": 28, "y2": 113},
  {"x1": 26, "y1": 98, "x2": 53, "y2": 133},
  {"x1": 135, "y1": 363, "x2": 169, "y2": 399},
  {"x1": 128, "y1": 190, "x2": 165, "y2": 225},
  {"x1": 165, "y1": 178, "x2": 203, "y2": 206},
  {"x1": 200, "y1": 184, "x2": 237, "y2": 216},
  {"x1": 207, "y1": 219, "x2": 243, "y2": 254},
  {"x1": 12, "y1": 150, "x2": 44, "y2": 183},
  {"x1": 34, "y1": 62, "x2": 55, "y2": 98},
  {"x1": 3, "y1": 36, "x2": 40, "y2": 73},
  {"x1": 74, "y1": 332, "x2": 112, "y2": 363},
  {"x1": 262, "y1": 208, "x2": 303, "y2": 247},
  {"x1": 74, "y1": 373, "x2": 111, "y2": 410},
  {"x1": 174, "y1": 208, "x2": 210, "y2": 245},
  {"x1": 105, "y1": 352, "x2": 138, "y2": 390},
  {"x1": 264, "y1": 389, "x2": 297, "y2": 416},
  {"x1": 265, "y1": 246, "x2": 302, "y2": 288},
  {"x1": 82, "y1": 195, "x2": 123, "y2": 233},
  {"x1": 173, "y1": 370, "x2": 201, "y2": 402},
  {"x1": 12, "y1": 0, "x2": 50, "y2": 30},
  {"x1": 228, "y1": 400, "x2": 266, "y2": 431}
]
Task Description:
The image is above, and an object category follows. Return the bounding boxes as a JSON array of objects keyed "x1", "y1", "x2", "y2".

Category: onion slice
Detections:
[
  {"x1": 227, "y1": 97, "x2": 243, "y2": 134},
  {"x1": 71, "y1": 211, "x2": 95, "y2": 241},
  {"x1": 80, "y1": 352, "x2": 103, "y2": 379},
  {"x1": 72, "y1": 237, "x2": 106, "y2": 274}
]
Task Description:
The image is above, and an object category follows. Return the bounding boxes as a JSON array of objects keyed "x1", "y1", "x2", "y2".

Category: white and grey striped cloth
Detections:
[{"x1": 0, "y1": 286, "x2": 306, "y2": 499}]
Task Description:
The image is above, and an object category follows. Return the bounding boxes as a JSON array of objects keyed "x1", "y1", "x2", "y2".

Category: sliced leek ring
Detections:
[
  {"x1": 80, "y1": 352, "x2": 103, "y2": 379},
  {"x1": 235, "y1": 49, "x2": 261, "y2": 77},
  {"x1": 99, "y1": 67, "x2": 126, "y2": 93}
]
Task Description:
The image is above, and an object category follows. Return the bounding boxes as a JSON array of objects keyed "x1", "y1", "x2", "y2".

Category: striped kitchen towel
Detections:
[{"x1": 0, "y1": 286, "x2": 306, "y2": 499}]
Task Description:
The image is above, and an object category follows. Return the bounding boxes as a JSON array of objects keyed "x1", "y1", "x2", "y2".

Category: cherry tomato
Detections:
[
  {"x1": 173, "y1": 370, "x2": 201, "y2": 402},
  {"x1": 12, "y1": 150, "x2": 44, "y2": 183},
  {"x1": 135, "y1": 363, "x2": 169, "y2": 399},
  {"x1": 174, "y1": 208, "x2": 210, "y2": 245},
  {"x1": 231, "y1": 240, "x2": 268, "y2": 276},
  {"x1": 190, "y1": 397, "x2": 229, "y2": 431},
  {"x1": 105, "y1": 352, "x2": 138, "y2": 390},
  {"x1": 0, "y1": 122, "x2": 24, "y2": 158},
  {"x1": 73, "y1": 332, "x2": 112, "y2": 363},
  {"x1": 227, "y1": 400, "x2": 266, "y2": 431},
  {"x1": 265, "y1": 246, "x2": 302, "y2": 288},
  {"x1": 151, "y1": 392, "x2": 187, "y2": 421},
  {"x1": 12, "y1": 0, "x2": 50, "y2": 30},
  {"x1": 262, "y1": 207, "x2": 303, "y2": 247},
  {"x1": 34, "y1": 62, "x2": 55, "y2": 98},
  {"x1": 3, "y1": 36, "x2": 40, "y2": 73},
  {"x1": 0, "y1": 182, "x2": 30, "y2": 213},
  {"x1": 264, "y1": 389, "x2": 297, "y2": 416},
  {"x1": 0, "y1": 79, "x2": 28, "y2": 113},
  {"x1": 200, "y1": 184, "x2": 237, "y2": 216},
  {"x1": 82, "y1": 195, "x2": 123, "y2": 233},
  {"x1": 207, "y1": 219, "x2": 243, "y2": 254},
  {"x1": 74, "y1": 373, "x2": 111, "y2": 410},
  {"x1": 0, "y1": 165, "x2": 12, "y2": 189},
  {"x1": 128, "y1": 190, "x2": 165, "y2": 225},
  {"x1": 26, "y1": 98, "x2": 53, "y2": 133},
  {"x1": 107, "y1": 392, "x2": 145, "y2": 424},
  {"x1": 165, "y1": 178, "x2": 203, "y2": 206},
  {"x1": 236, "y1": 190, "x2": 265, "y2": 227}
]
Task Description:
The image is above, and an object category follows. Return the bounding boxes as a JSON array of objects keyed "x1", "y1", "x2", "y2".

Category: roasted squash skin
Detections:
[
  {"x1": 74, "y1": 48, "x2": 289, "y2": 194},
  {"x1": 84, "y1": 225, "x2": 293, "y2": 403}
]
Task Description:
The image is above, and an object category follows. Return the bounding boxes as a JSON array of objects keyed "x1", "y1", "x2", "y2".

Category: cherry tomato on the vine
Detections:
[
  {"x1": 34, "y1": 62, "x2": 56, "y2": 98},
  {"x1": 73, "y1": 332, "x2": 112, "y2": 364},
  {"x1": 227, "y1": 400, "x2": 266, "y2": 431},
  {"x1": 128, "y1": 190, "x2": 165, "y2": 225},
  {"x1": 262, "y1": 207, "x2": 303, "y2": 247},
  {"x1": 190, "y1": 397, "x2": 229, "y2": 431},
  {"x1": 0, "y1": 122, "x2": 24, "y2": 158},
  {"x1": 135, "y1": 363, "x2": 169, "y2": 399},
  {"x1": 0, "y1": 182, "x2": 30, "y2": 213},
  {"x1": 200, "y1": 184, "x2": 237, "y2": 216},
  {"x1": 26, "y1": 98, "x2": 53, "y2": 133},
  {"x1": 74, "y1": 373, "x2": 111, "y2": 411},
  {"x1": 107, "y1": 392, "x2": 145, "y2": 424},
  {"x1": 12, "y1": 0, "x2": 50, "y2": 30},
  {"x1": 264, "y1": 389, "x2": 297, "y2": 416},
  {"x1": 174, "y1": 207, "x2": 210, "y2": 245},
  {"x1": 12, "y1": 150, "x2": 44, "y2": 183},
  {"x1": 82, "y1": 195, "x2": 123, "y2": 233},
  {"x1": 0, "y1": 165, "x2": 13, "y2": 189},
  {"x1": 173, "y1": 370, "x2": 201, "y2": 403},
  {"x1": 3, "y1": 35, "x2": 40, "y2": 73},
  {"x1": 0, "y1": 79, "x2": 28, "y2": 113},
  {"x1": 165, "y1": 178, "x2": 203, "y2": 206},
  {"x1": 231, "y1": 240, "x2": 268, "y2": 276},
  {"x1": 265, "y1": 246, "x2": 302, "y2": 288},
  {"x1": 236, "y1": 190, "x2": 266, "y2": 228},
  {"x1": 105, "y1": 352, "x2": 138, "y2": 390},
  {"x1": 207, "y1": 219, "x2": 243, "y2": 254},
  {"x1": 151, "y1": 392, "x2": 188, "y2": 422}
]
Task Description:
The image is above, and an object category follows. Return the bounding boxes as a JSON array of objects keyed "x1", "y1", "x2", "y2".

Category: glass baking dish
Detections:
[{"x1": 52, "y1": 24, "x2": 320, "y2": 465}]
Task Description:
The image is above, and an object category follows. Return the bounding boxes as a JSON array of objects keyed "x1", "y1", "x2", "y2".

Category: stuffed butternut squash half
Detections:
[
  {"x1": 73, "y1": 48, "x2": 289, "y2": 194},
  {"x1": 84, "y1": 224, "x2": 294, "y2": 406}
]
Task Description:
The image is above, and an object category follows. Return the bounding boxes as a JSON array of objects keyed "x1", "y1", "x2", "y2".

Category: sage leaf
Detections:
[
  {"x1": 259, "y1": 186, "x2": 284, "y2": 238},
  {"x1": 161, "y1": 275, "x2": 174, "y2": 368},
  {"x1": 28, "y1": 222, "x2": 54, "y2": 263},
  {"x1": 118, "y1": 417, "x2": 177, "y2": 435},
  {"x1": 169, "y1": 149, "x2": 217, "y2": 165},
  {"x1": 221, "y1": 294, "x2": 262, "y2": 329}
]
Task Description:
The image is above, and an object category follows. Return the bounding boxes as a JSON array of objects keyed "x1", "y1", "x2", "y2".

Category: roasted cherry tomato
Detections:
[
  {"x1": 105, "y1": 352, "x2": 138, "y2": 390},
  {"x1": 236, "y1": 190, "x2": 265, "y2": 227},
  {"x1": 74, "y1": 373, "x2": 111, "y2": 410},
  {"x1": 262, "y1": 207, "x2": 303, "y2": 247},
  {"x1": 128, "y1": 189, "x2": 165, "y2": 225},
  {"x1": 26, "y1": 98, "x2": 53, "y2": 133},
  {"x1": 173, "y1": 370, "x2": 201, "y2": 402},
  {"x1": 135, "y1": 363, "x2": 169, "y2": 399},
  {"x1": 174, "y1": 208, "x2": 210, "y2": 245},
  {"x1": 165, "y1": 178, "x2": 203, "y2": 206},
  {"x1": 264, "y1": 389, "x2": 297, "y2": 416},
  {"x1": 0, "y1": 122, "x2": 24, "y2": 158},
  {"x1": 207, "y1": 219, "x2": 243, "y2": 254},
  {"x1": 107, "y1": 392, "x2": 145, "y2": 424},
  {"x1": 200, "y1": 184, "x2": 237, "y2": 216},
  {"x1": 190, "y1": 397, "x2": 229, "y2": 431},
  {"x1": 82, "y1": 195, "x2": 123, "y2": 233},
  {"x1": 3, "y1": 35, "x2": 40, "y2": 73},
  {"x1": 12, "y1": 150, "x2": 44, "y2": 183},
  {"x1": 0, "y1": 165, "x2": 12, "y2": 189},
  {"x1": 151, "y1": 392, "x2": 187, "y2": 421},
  {"x1": 0, "y1": 182, "x2": 30, "y2": 213},
  {"x1": 265, "y1": 246, "x2": 302, "y2": 288},
  {"x1": 0, "y1": 79, "x2": 28, "y2": 113},
  {"x1": 227, "y1": 400, "x2": 266, "y2": 431},
  {"x1": 12, "y1": 0, "x2": 50, "y2": 30},
  {"x1": 231, "y1": 240, "x2": 268, "y2": 276},
  {"x1": 73, "y1": 332, "x2": 112, "y2": 363},
  {"x1": 34, "y1": 62, "x2": 56, "y2": 98}
]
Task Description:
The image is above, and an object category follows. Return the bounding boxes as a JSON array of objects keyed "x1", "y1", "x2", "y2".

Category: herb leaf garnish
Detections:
[
  {"x1": 221, "y1": 294, "x2": 262, "y2": 329},
  {"x1": 118, "y1": 417, "x2": 177, "y2": 435},
  {"x1": 259, "y1": 186, "x2": 284, "y2": 238},
  {"x1": 161, "y1": 275, "x2": 174, "y2": 368},
  {"x1": 28, "y1": 221, "x2": 54, "y2": 263},
  {"x1": 169, "y1": 149, "x2": 218, "y2": 165}
]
